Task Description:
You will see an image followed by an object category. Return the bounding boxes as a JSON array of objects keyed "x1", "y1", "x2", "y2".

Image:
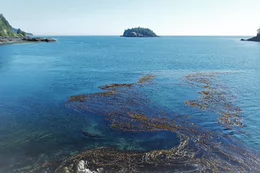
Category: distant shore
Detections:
[
  {"x1": 0, "y1": 37, "x2": 56, "y2": 46},
  {"x1": 0, "y1": 39, "x2": 30, "y2": 46}
]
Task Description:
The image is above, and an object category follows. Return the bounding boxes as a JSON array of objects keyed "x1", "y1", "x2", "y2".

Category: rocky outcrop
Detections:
[
  {"x1": 241, "y1": 31, "x2": 260, "y2": 42},
  {"x1": 77, "y1": 160, "x2": 93, "y2": 173},
  {"x1": 76, "y1": 160, "x2": 104, "y2": 173},
  {"x1": 0, "y1": 36, "x2": 56, "y2": 45},
  {"x1": 122, "y1": 27, "x2": 158, "y2": 37},
  {"x1": 22, "y1": 37, "x2": 56, "y2": 42}
]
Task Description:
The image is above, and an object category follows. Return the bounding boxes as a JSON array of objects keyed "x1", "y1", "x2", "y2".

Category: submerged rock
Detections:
[{"x1": 81, "y1": 130, "x2": 103, "y2": 138}]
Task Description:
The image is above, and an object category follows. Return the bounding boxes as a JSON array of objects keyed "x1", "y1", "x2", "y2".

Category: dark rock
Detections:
[
  {"x1": 241, "y1": 33, "x2": 260, "y2": 42},
  {"x1": 21, "y1": 37, "x2": 56, "y2": 42},
  {"x1": 81, "y1": 130, "x2": 103, "y2": 139},
  {"x1": 1, "y1": 36, "x2": 56, "y2": 45},
  {"x1": 45, "y1": 38, "x2": 56, "y2": 42},
  {"x1": 31, "y1": 38, "x2": 40, "y2": 42}
]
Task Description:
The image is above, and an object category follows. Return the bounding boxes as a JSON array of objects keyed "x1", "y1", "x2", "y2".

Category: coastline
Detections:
[
  {"x1": 241, "y1": 33, "x2": 260, "y2": 42},
  {"x1": 0, "y1": 37, "x2": 56, "y2": 46},
  {"x1": 0, "y1": 40, "x2": 36, "y2": 46}
]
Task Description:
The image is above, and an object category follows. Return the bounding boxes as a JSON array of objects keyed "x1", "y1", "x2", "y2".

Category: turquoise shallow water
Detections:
[{"x1": 0, "y1": 36, "x2": 260, "y2": 172}]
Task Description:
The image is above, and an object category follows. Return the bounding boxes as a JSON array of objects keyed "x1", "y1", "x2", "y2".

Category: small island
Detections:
[
  {"x1": 0, "y1": 13, "x2": 56, "y2": 45},
  {"x1": 241, "y1": 27, "x2": 260, "y2": 42},
  {"x1": 122, "y1": 27, "x2": 158, "y2": 37}
]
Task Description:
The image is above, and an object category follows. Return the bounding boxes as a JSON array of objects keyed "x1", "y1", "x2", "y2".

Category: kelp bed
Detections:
[
  {"x1": 30, "y1": 74, "x2": 260, "y2": 173},
  {"x1": 184, "y1": 73, "x2": 244, "y2": 129}
]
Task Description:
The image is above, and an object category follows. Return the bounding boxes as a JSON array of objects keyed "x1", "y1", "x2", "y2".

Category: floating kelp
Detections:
[
  {"x1": 68, "y1": 75, "x2": 155, "y2": 104},
  {"x1": 98, "y1": 75, "x2": 155, "y2": 90},
  {"x1": 184, "y1": 72, "x2": 245, "y2": 129},
  {"x1": 29, "y1": 74, "x2": 260, "y2": 172},
  {"x1": 137, "y1": 75, "x2": 155, "y2": 84},
  {"x1": 31, "y1": 135, "x2": 260, "y2": 173},
  {"x1": 98, "y1": 83, "x2": 133, "y2": 90},
  {"x1": 68, "y1": 91, "x2": 115, "y2": 103}
]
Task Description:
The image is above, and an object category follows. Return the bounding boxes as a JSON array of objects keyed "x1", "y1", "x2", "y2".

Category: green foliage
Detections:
[
  {"x1": 0, "y1": 14, "x2": 16, "y2": 37},
  {"x1": 17, "y1": 28, "x2": 26, "y2": 36},
  {"x1": 123, "y1": 27, "x2": 157, "y2": 37}
]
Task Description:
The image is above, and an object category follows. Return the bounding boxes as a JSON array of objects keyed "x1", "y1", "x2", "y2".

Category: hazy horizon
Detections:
[{"x1": 2, "y1": 0, "x2": 260, "y2": 36}]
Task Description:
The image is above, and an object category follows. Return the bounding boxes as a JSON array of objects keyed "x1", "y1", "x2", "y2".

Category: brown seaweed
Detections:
[
  {"x1": 184, "y1": 72, "x2": 245, "y2": 129},
  {"x1": 99, "y1": 83, "x2": 133, "y2": 90},
  {"x1": 28, "y1": 74, "x2": 260, "y2": 173},
  {"x1": 97, "y1": 75, "x2": 155, "y2": 91},
  {"x1": 137, "y1": 75, "x2": 155, "y2": 84}
]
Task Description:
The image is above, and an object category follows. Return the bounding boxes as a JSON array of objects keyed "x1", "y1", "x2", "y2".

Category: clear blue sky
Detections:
[{"x1": 1, "y1": 0, "x2": 260, "y2": 36}]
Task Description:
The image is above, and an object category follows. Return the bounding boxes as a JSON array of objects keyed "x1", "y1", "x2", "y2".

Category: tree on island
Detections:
[
  {"x1": 122, "y1": 27, "x2": 158, "y2": 37},
  {"x1": 17, "y1": 28, "x2": 26, "y2": 37},
  {"x1": 257, "y1": 27, "x2": 260, "y2": 35}
]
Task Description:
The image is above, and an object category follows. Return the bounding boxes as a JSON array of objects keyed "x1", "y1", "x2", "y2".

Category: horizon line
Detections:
[{"x1": 35, "y1": 35, "x2": 253, "y2": 37}]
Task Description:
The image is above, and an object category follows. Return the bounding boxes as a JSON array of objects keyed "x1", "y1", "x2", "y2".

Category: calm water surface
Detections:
[{"x1": 0, "y1": 36, "x2": 260, "y2": 171}]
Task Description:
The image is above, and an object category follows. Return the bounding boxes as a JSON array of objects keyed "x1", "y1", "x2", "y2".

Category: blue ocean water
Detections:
[{"x1": 0, "y1": 36, "x2": 260, "y2": 171}]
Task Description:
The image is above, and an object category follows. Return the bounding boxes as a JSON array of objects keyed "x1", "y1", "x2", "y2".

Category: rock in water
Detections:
[
  {"x1": 77, "y1": 160, "x2": 97, "y2": 173},
  {"x1": 241, "y1": 28, "x2": 260, "y2": 42},
  {"x1": 63, "y1": 167, "x2": 70, "y2": 173},
  {"x1": 97, "y1": 168, "x2": 104, "y2": 173}
]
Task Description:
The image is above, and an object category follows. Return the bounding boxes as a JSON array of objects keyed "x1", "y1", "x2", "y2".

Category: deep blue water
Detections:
[{"x1": 1, "y1": 36, "x2": 260, "y2": 171}]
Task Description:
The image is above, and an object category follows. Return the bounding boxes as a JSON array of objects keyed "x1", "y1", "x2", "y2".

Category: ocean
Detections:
[{"x1": 0, "y1": 36, "x2": 260, "y2": 172}]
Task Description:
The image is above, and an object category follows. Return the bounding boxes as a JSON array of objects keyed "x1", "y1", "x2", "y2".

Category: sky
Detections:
[{"x1": 1, "y1": 0, "x2": 260, "y2": 36}]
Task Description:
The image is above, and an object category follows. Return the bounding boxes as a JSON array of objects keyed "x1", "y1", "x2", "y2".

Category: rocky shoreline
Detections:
[
  {"x1": 0, "y1": 36, "x2": 56, "y2": 45},
  {"x1": 241, "y1": 33, "x2": 260, "y2": 42}
]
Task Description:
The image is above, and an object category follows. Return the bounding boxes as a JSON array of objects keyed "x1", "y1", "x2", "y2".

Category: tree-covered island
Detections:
[{"x1": 122, "y1": 27, "x2": 158, "y2": 37}]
